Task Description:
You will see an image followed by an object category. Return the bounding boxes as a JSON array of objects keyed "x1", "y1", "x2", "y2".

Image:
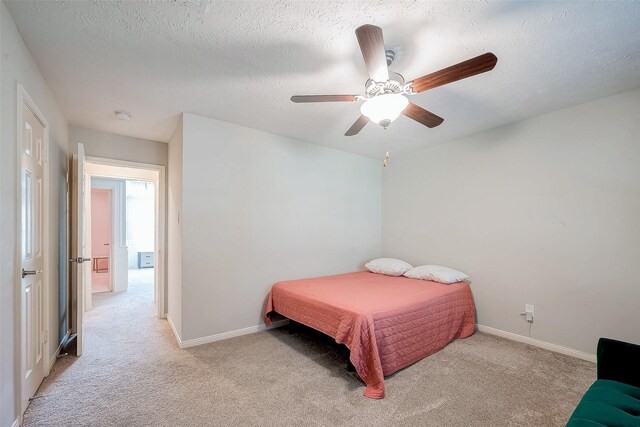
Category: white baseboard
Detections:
[
  {"x1": 49, "y1": 331, "x2": 70, "y2": 372},
  {"x1": 166, "y1": 314, "x2": 181, "y2": 347},
  {"x1": 477, "y1": 324, "x2": 596, "y2": 363},
  {"x1": 178, "y1": 319, "x2": 290, "y2": 349}
]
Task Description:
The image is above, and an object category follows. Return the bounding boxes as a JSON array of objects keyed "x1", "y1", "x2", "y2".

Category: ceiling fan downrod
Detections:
[{"x1": 385, "y1": 49, "x2": 395, "y2": 67}]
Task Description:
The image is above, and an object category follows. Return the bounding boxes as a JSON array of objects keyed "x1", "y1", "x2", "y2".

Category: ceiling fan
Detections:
[{"x1": 291, "y1": 24, "x2": 498, "y2": 136}]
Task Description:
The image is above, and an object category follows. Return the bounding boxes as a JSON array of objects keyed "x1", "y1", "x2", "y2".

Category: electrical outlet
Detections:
[{"x1": 525, "y1": 304, "x2": 534, "y2": 322}]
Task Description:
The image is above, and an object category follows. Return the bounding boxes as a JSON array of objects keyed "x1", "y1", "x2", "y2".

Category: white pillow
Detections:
[
  {"x1": 365, "y1": 258, "x2": 413, "y2": 277},
  {"x1": 403, "y1": 265, "x2": 469, "y2": 284}
]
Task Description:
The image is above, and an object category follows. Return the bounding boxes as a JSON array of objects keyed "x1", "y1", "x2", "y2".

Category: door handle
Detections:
[
  {"x1": 69, "y1": 257, "x2": 92, "y2": 264},
  {"x1": 22, "y1": 268, "x2": 42, "y2": 278},
  {"x1": 103, "y1": 243, "x2": 110, "y2": 246}
]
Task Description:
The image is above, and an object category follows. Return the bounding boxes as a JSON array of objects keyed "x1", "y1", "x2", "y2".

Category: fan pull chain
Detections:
[{"x1": 383, "y1": 152, "x2": 390, "y2": 168}]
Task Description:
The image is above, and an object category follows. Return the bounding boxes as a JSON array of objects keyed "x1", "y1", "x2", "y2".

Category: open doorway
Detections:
[
  {"x1": 82, "y1": 158, "x2": 165, "y2": 320},
  {"x1": 68, "y1": 150, "x2": 166, "y2": 357},
  {"x1": 88, "y1": 179, "x2": 156, "y2": 302}
]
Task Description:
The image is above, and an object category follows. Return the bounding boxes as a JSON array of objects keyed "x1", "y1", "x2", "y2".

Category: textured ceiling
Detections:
[{"x1": 6, "y1": 1, "x2": 640, "y2": 158}]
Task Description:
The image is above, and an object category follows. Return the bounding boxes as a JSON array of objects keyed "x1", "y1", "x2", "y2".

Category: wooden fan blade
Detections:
[
  {"x1": 345, "y1": 115, "x2": 369, "y2": 136},
  {"x1": 409, "y1": 52, "x2": 498, "y2": 93},
  {"x1": 291, "y1": 95, "x2": 359, "y2": 103},
  {"x1": 355, "y1": 24, "x2": 389, "y2": 82},
  {"x1": 402, "y1": 103, "x2": 444, "y2": 128}
]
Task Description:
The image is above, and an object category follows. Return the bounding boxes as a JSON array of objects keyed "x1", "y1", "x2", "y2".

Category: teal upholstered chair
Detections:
[{"x1": 566, "y1": 338, "x2": 640, "y2": 426}]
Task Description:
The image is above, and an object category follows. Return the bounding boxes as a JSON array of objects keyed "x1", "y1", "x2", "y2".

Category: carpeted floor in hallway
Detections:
[{"x1": 23, "y1": 270, "x2": 594, "y2": 426}]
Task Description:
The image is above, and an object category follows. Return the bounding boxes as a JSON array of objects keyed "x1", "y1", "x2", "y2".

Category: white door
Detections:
[
  {"x1": 21, "y1": 102, "x2": 46, "y2": 404},
  {"x1": 70, "y1": 143, "x2": 88, "y2": 356}
]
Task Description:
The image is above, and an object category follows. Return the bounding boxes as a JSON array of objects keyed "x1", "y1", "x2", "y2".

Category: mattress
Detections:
[{"x1": 264, "y1": 271, "x2": 476, "y2": 398}]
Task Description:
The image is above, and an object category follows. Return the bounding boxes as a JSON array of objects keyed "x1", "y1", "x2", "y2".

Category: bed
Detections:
[{"x1": 264, "y1": 271, "x2": 476, "y2": 398}]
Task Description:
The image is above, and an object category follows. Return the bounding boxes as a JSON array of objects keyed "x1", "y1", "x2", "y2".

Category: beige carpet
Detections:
[{"x1": 24, "y1": 272, "x2": 594, "y2": 426}]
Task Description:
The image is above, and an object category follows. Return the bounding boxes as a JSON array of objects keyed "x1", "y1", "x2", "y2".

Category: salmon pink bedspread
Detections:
[{"x1": 264, "y1": 271, "x2": 476, "y2": 399}]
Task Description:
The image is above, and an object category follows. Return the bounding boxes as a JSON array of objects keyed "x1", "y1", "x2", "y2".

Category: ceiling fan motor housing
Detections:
[{"x1": 365, "y1": 71, "x2": 405, "y2": 98}]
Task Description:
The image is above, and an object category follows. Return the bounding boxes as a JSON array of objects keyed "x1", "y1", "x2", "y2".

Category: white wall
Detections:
[
  {"x1": 170, "y1": 113, "x2": 382, "y2": 342},
  {"x1": 167, "y1": 115, "x2": 183, "y2": 338},
  {"x1": 1, "y1": 4, "x2": 69, "y2": 425},
  {"x1": 382, "y1": 88, "x2": 640, "y2": 355},
  {"x1": 70, "y1": 126, "x2": 167, "y2": 166}
]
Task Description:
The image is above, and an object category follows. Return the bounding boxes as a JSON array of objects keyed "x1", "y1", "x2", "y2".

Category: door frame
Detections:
[
  {"x1": 15, "y1": 84, "x2": 51, "y2": 414},
  {"x1": 83, "y1": 156, "x2": 166, "y2": 318}
]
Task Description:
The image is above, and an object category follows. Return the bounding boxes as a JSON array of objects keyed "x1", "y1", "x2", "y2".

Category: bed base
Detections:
[
  {"x1": 287, "y1": 319, "x2": 356, "y2": 373},
  {"x1": 288, "y1": 319, "x2": 302, "y2": 335}
]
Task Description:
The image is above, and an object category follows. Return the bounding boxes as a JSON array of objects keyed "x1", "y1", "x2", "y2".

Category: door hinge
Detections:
[{"x1": 43, "y1": 330, "x2": 48, "y2": 344}]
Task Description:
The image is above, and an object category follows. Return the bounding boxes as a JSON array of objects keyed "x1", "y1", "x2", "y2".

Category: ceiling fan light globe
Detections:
[{"x1": 360, "y1": 94, "x2": 409, "y2": 128}]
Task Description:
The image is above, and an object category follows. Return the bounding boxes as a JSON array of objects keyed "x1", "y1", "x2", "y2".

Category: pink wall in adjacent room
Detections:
[
  {"x1": 91, "y1": 188, "x2": 112, "y2": 293},
  {"x1": 91, "y1": 189, "x2": 111, "y2": 257}
]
